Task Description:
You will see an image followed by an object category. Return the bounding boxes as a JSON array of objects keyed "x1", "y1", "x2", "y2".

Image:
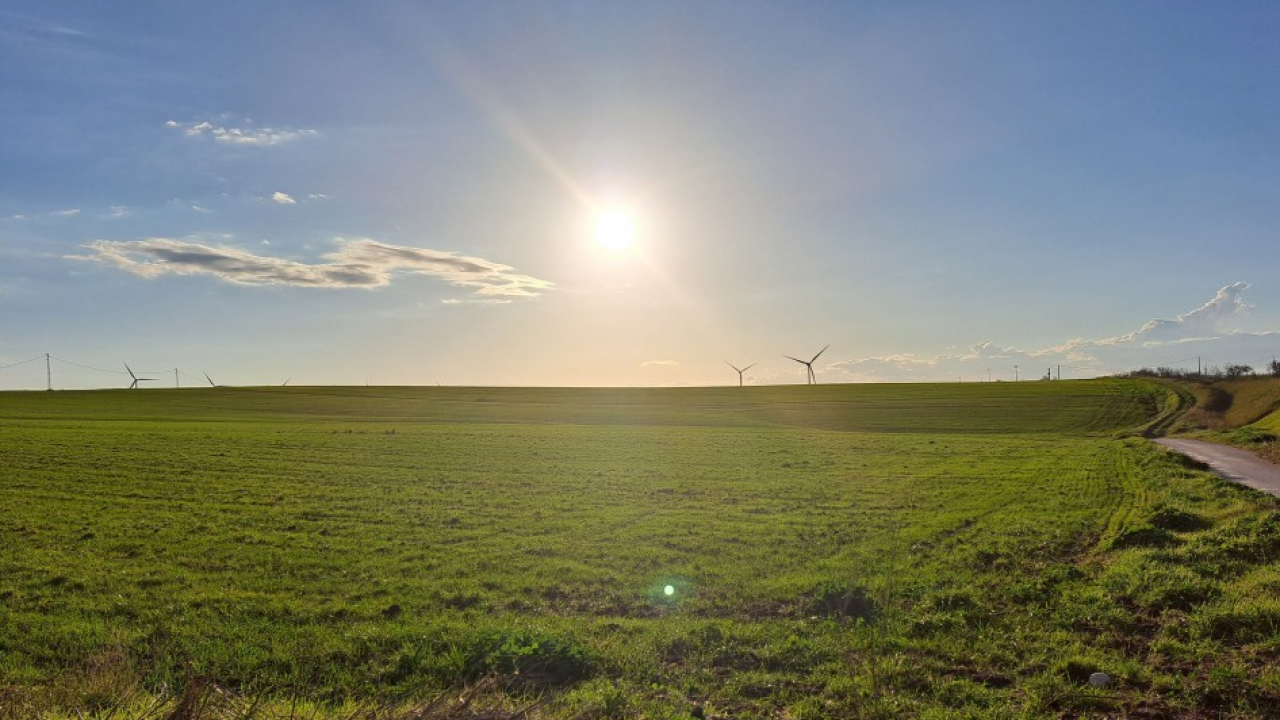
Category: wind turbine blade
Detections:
[
  {"x1": 124, "y1": 363, "x2": 137, "y2": 380},
  {"x1": 743, "y1": 364, "x2": 756, "y2": 372},
  {"x1": 725, "y1": 360, "x2": 742, "y2": 373},
  {"x1": 784, "y1": 355, "x2": 806, "y2": 365},
  {"x1": 810, "y1": 345, "x2": 830, "y2": 363},
  {"x1": 204, "y1": 372, "x2": 216, "y2": 387}
]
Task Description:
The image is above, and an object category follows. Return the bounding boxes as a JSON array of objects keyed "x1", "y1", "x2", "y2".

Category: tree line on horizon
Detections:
[{"x1": 1122, "y1": 359, "x2": 1280, "y2": 381}]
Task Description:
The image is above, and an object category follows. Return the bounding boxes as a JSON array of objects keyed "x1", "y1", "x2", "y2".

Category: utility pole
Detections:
[
  {"x1": 1198, "y1": 356, "x2": 1202, "y2": 375},
  {"x1": 46, "y1": 353, "x2": 52, "y2": 391}
]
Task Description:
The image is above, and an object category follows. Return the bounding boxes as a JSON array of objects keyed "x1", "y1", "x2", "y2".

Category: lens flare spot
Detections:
[{"x1": 664, "y1": 585, "x2": 675, "y2": 596}]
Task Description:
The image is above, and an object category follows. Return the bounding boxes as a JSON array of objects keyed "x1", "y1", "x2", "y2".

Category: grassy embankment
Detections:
[
  {"x1": 2, "y1": 379, "x2": 1279, "y2": 718},
  {"x1": 1174, "y1": 377, "x2": 1280, "y2": 463}
]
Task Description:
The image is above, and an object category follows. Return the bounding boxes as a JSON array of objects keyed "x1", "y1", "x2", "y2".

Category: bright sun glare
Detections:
[{"x1": 594, "y1": 208, "x2": 636, "y2": 251}]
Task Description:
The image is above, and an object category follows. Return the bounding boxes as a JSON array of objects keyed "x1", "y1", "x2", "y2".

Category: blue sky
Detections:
[{"x1": 3, "y1": 2, "x2": 1280, "y2": 388}]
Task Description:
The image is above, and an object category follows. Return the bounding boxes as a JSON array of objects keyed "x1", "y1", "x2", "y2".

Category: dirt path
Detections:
[{"x1": 1154, "y1": 438, "x2": 1280, "y2": 498}]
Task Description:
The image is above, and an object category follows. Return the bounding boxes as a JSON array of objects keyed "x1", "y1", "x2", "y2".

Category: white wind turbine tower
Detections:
[
  {"x1": 725, "y1": 361, "x2": 756, "y2": 387},
  {"x1": 785, "y1": 345, "x2": 829, "y2": 385}
]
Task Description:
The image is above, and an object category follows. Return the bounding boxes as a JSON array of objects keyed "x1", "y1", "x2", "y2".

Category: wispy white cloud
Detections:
[
  {"x1": 825, "y1": 283, "x2": 1276, "y2": 382},
  {"x1": 641, "y1": 359, "x2": 681, "y2": 367},
  {"x1": 271, "y1": 192, "x2": 296, "y2": 204},
  {"x1": 163, "y1": 198, "x2": 215, "y2": 215},
  {"x1": 5, "y1": 207, "x2": 80, "y2": 221},
  {"x1": 166, "y1": 119, "x2": 319, "y2": 147},
  {"x1": 441, "y1": 297, "x2": 515, "y2": 306},
  {"x1": 43, "y1": 24, "x2": 86, "y2": 38},
  {"x1": 69, "y1": 237, "x2": 553, "y2": 300},
  {"x1": 0, "y1": 14, "x2": 89, "y2": 51}
]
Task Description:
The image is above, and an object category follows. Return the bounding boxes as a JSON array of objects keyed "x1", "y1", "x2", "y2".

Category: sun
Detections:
[{"x1": 594, "y1": 208, "x2": 636, "y2": 251}]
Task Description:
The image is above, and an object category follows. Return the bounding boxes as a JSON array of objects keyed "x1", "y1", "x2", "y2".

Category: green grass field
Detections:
[{"x1": 2, "y1": 379, "x2": 1279, "y2": 718}]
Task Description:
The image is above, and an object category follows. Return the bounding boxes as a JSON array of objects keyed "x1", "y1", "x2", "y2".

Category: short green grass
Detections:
[{"x1": 2, "y1": 379, "x2": 1278, "y2": 718}]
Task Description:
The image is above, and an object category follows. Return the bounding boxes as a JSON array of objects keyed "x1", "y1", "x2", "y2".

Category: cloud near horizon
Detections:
[
  {"x1": 1114, "y1": 281, "x2": 1251, "y2": 344},
  {"x1": 826, "y1": 282, "x2": 1277, "y2": 382},
  {"x1": 70, "y1": 237, "x2": 553, "y2": 300}
]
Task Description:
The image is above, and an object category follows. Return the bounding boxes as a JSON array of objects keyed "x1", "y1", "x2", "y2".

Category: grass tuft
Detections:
[{"x1": 799, "y1": 581, "x2": 877, "y2": 621}]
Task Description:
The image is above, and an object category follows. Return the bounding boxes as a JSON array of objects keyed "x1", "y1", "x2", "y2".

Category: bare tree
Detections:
[{"x1": 1224, "y1": 364, "x2": 1253, "y2": 379}]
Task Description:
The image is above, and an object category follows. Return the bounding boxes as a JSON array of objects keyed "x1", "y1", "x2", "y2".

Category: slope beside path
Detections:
[{"x1": 1155, "y1": 438, "x2": 1280, "y2": 498}]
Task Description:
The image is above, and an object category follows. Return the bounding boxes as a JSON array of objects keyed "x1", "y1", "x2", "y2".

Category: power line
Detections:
[
  {"x1": 178, "y1": 370, "x2": 209, "y2": 382},
  {"x1": 0, "y1": 355, "x2": 43, "y2": 371},
  {"x1": 49, "y1": 355, "x2": 130, "y2": 375}
]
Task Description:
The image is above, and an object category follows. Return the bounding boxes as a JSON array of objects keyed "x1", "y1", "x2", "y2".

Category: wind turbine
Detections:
[
  {"x1": 725, "y1": 360, "x2": 756, "y2": 387},
  {"x1": 785, "y1": 345, "x2": 829, "y2": 385},
  {"x1": 124, "y1": 363, "x2": 157, "y2": 389}
]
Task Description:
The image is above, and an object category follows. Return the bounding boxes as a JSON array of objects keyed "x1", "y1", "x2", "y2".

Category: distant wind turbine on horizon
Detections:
[
  {"x1": 124, "y1": 363, "x2": 157, "y2": 389},
  {"x1": 785, "y1": 345, "x2": 829, "y2": 385},
  {"x1": 203, "y1": 372, "x2": 229, "y2": 388},
  {"x1": 725, "y1": 360, "x2": 756, "y2": 387}
]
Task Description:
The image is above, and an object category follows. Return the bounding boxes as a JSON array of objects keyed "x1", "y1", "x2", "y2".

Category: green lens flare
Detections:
[{"x1": 664, "y1": 585, "x2": 675, "y2": 596}]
